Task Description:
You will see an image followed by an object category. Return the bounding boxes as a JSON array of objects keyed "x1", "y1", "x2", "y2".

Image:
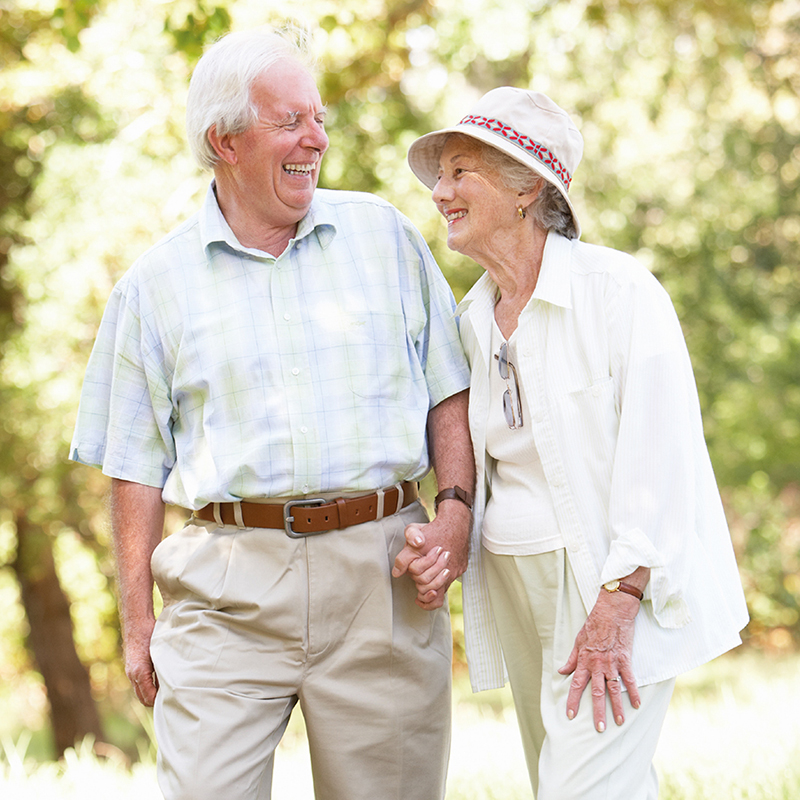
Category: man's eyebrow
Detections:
[{"x1": 279, "y1": 106, "x2": 328, "y2": 123}]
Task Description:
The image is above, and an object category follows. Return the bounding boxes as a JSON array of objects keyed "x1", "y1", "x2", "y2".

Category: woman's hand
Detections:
[{"x1": 558, "y1": 589, "x2": 642, "y2": 732}]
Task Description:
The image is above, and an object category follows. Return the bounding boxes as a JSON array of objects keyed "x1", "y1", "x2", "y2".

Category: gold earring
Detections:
[{"x1": 517, "y1": 206, "x2": 526, "y2": 220}]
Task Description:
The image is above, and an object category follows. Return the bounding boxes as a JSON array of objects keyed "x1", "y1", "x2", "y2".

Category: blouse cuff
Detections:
[{"x1": 601, "y1": 527, "x2": 691, "y2": 629}]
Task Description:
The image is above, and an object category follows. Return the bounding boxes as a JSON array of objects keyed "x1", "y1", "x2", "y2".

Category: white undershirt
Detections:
[{"x1": 481, "y1": 320, "x2": 564, "y2": 556}]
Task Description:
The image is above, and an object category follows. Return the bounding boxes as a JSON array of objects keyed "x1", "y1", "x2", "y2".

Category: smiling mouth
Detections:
[
  {"x1": 445, "y1": 210, "x2": 467, "y2": 223},
  {"x1": 284, "y1": 163, "x2": 315, "y2": 176}
]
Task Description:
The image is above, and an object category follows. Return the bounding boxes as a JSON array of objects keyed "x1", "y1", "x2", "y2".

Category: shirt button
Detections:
[
  {"x1": 300, "y1": 426, "x2": 308, "y2": 434},
  {"x1": 302, "y1": 484, "x2": 309, "y2": 494},
  {"x1": 292, "y1": 367, "x2": 300, "y2": 376},
  {"x1": 284, "y1": 313, "x2": 291, "y2": 321}
]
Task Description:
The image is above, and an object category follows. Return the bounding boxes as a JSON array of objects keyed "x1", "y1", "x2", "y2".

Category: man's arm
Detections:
[
  {"x1": 392, "y1": 389, "x2": 474, "y2": 609},
  {"x1": 110, "y1": 478, "x2": 165, "y2": 707}
]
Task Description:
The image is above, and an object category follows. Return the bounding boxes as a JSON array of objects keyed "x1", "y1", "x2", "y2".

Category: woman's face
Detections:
[{"x1": 432, "y1": 136, "x2": 523, "y2": 263}]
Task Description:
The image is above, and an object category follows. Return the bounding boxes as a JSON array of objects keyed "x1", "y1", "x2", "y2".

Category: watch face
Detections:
[{"x1": 604, "y1": 580, "x2": 621, "y2": 592}]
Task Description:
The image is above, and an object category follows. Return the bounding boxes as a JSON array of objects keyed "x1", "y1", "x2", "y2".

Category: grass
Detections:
[{"x1": 1, "y1": 650, "x2": 798, "y2": 799}]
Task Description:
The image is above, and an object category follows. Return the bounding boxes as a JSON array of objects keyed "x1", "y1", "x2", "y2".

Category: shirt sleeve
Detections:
[
  {"x1": 601, "y1": 269, "x2": 705, "y2": 628},
  {"x1": 70, "y1": 273, "x2": 176, "y2": 488},
  {"x1": 399, "y1": 215, "x2": 471, "y2": 407}
]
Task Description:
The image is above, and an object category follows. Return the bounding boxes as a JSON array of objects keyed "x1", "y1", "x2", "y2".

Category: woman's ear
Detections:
[
  {"x1": 517, "y1": 178, "x2": 544, "y2": 213},
  {"x1": 207, "y1": 124, "x2": 238, "y2": 166}
]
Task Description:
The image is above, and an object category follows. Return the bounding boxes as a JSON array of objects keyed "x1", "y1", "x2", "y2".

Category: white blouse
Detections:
[
  {"x1": 482, "y1": 320, "x2": 564, "y2": 556},
  {"x1": 457, "y1": 231, "x2": 749, "y2": 692}
]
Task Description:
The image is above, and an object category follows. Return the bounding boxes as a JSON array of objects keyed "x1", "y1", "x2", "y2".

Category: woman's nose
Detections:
[{"x1": 432, "y1": 176, "x2": 452, "y2": 204}]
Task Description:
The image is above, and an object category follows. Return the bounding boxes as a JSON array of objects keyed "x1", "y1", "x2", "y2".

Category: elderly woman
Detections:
[{"x1": 404, "y1": 88, "x2": 749, "y2": 798}]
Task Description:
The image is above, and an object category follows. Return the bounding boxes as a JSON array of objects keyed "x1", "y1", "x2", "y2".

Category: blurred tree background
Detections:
[{"x1": 0, "y1": 0, "x2": 798, "y2": 763}]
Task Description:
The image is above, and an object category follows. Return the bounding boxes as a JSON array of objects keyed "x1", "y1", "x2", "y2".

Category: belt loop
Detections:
[
  {"x1": 375, "y1": 487, "x2": 385, "y2": 521},
  {"x1": 395, "y1": 482, "x2": 404, "y2": 515},
  {"x1": 212, "y1": 502, "x2": 224, "y2": 527},
  {"x1": 335, "y1": 497, "x2": 348, "y2": 529},
  {"x1": 233, "y1": 501, "x2": 245, "y2": 529}
]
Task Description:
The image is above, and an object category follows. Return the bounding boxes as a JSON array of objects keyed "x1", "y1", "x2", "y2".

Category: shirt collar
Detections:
[
  {"x1": 199, "y1": 181, "x2": 337, "y2": 257},
  {"x1": 456, "y1": 230, "x2": 574, "y2": 318}
]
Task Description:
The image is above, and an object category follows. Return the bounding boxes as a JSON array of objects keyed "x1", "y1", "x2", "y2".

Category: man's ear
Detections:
[{"x1": 207, "y1": 124, "x2": 238, "y2": 166}]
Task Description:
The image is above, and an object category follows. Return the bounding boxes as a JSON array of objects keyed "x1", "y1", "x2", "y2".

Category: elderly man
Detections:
[{"x1": 70, "y1": 30, "x2": 473, "y2": 800}]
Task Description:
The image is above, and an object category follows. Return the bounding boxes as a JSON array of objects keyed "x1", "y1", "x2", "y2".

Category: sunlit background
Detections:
[{"x1": 1, "y1": 0, "x2": 799, "y2": 797}]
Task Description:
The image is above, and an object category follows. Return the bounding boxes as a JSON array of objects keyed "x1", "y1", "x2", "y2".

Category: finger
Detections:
[
  {"x1": 407, "y1": 547, "x2": 444, "y2": 578},
  {"x1": 415, "y1": 568, "x2": 451, "y2": 596},
  {"x1": 620, "y1": 665, "x2": 641, "y2": 710},
  {"x1": 558, "y1": 645, "x2": 579, "y2": 677},
  {"x1": 606, "y1": 674, "x2": 626, "y2": 726},
  {"x1": 416, "y1": 589, "x2": 445, "y2": 610},
  {"x1": 404, "y1": 523, "x2": 426, "y2": 549},
  {"x1": 131, "y1": 670, "x2": 158, "y2": 707},
  {"x1": 564, "y1": 666, "x2": 589, "y2": 720},
  {"x1": 409, "y1": 549, "x2": 450, "y2": 582},
  {"x1": 590, "y1": 671, "x2": 608, "y2": 732},
  {"x1": 392, "y1": 544, "x2": 420, "y2": 577}
]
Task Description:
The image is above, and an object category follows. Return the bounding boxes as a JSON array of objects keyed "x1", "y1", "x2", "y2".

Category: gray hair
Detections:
[
  {"x1": 460, "y1": 135, "x2": 578, "y2": 240},
  {"x1": 186, "y1": 28, "x2": 316, "y2": 171}
]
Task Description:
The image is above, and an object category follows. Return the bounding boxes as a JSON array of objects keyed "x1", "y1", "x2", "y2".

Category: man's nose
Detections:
[{"x1": 304, "y1": 124, "x2": 329, "y2": 153}]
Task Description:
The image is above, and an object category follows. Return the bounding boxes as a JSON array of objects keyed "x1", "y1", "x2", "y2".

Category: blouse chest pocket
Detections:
[{"x1": 556, "y1": 376, "x2": 619, "y2": 461}]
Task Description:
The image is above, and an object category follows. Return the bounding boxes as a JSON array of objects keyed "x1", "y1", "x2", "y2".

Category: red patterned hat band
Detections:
[{"x1": 459, "y1": 114, "x2": 573, "y2": 192}]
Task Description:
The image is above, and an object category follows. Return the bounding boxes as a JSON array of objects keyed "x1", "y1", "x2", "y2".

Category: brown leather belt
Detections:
[{"x1": 194, "y1": 481, "x2": 419, "y2": 538}]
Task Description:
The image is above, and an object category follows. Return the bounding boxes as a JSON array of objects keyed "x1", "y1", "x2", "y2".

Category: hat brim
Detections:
[{"x1": 408, "y1": 124, "x2": 581, "y2": 238}]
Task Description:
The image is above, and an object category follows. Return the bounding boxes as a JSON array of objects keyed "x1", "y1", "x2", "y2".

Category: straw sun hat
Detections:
[{"x1": 407, "y1": 87, "x2": 584, "y2": 237}]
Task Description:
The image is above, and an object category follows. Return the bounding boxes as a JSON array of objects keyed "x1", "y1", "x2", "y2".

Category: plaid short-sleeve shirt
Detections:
[{"x1": 71, "y1": 184, "x2": 470, "y2": 509}]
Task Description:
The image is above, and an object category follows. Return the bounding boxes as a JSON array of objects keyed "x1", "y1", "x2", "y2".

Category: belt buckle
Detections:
[{"x1": 283, "y1": 498, "x2": 328, "y2": 538}]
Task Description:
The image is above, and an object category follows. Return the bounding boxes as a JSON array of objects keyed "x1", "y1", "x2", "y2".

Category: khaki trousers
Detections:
[
  {"x1": 483, "y1": 547, "x2": 675, "y2": 800},
  {"x1": 149, "y1": 502, "x2": 452, "y2": 800}
]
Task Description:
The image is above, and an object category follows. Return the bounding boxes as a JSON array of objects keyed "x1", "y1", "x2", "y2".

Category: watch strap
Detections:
[
  {"x1": 434, "y1": 486, "x2": 473, "y2": 512},
  {"x1": 604, "y1": 580, "x2": 644, "y2": 601}
]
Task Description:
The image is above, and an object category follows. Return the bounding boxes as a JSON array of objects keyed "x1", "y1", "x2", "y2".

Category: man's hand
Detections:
[
  {"x1": 558, "y1": 588, "x2": 643, "y2": 732},
  {"x1": 392, "y1": 500, "x2": 470, "y2": 609},
  {"x1": 125, "y1": 617, "x2": 159, "y2": 707}
]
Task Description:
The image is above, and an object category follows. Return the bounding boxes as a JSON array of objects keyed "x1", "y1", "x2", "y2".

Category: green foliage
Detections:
[
  {"x1": 163, "y1": 0, "x2": 232, "y2": 62},
  {"x1": 1, "y1": 0, "x2": 799, "y2": 758}
]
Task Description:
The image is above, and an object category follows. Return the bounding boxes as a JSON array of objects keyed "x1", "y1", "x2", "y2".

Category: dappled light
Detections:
[{"x1": 0, "y1": 0, "x2": 798, "y2": 794}]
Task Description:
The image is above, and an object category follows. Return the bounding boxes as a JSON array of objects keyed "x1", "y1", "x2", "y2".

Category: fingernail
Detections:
[
  {"x1": 567, "y1": 709, "x2": 575, "y2": 720},
  {"x1": 413, "y1": 536, "x2": 423, "y2": 547},
  {"x1": 443, "y1": 550, "x2": 451, "y2": 561},
  {"x1": 597, "y1": 721, "x2": 605, "y2": 733},
  {"x1": 435, "y1": 546, "x2": 443, "y2": 555},
  {"x1": 442, "y1": 569, "x2": 450, "y2": 579},
  {"x1": 391, "y1": 568, "x2": 400, "y2": 577},
  {"x1": 632, "y1": 700, "x2": 640, "y2": 709},
  {"x1": 616, "y1": 715, "x2": 624, "y2": 726}
]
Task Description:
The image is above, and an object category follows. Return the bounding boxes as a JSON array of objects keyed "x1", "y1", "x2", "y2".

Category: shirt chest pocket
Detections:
[{"x1": 342, "y1": 312, "x2": 415, "y2": 401}]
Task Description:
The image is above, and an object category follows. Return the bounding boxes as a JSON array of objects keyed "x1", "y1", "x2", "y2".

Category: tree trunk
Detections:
[{"x1": 12, "y1": 512, "x2": 105, "y2": 758}]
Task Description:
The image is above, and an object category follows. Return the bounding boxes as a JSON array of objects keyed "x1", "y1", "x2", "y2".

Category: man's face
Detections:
[{"x1": 229, "y1": 59, "x2": 329, "y2": 229}]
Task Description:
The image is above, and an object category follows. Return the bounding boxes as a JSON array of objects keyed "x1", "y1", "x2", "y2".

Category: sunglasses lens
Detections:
[
  {"x1": 497, "y1": 342, "x2": 509, "y2": 380},
  {"x1": 502, "y1": 389, "x2": 517, "y2": 429}
]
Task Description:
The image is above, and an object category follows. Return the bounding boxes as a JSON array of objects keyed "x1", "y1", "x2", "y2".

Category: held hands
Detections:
[
  {"x1": 558, "y1": 589, "x2": 642, "y2": 732},
  {"x1": 391, "y1": 501, "x2": 470, "y2": 609}
]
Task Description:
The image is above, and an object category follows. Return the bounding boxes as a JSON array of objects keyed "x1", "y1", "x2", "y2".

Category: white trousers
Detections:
[
  {"x1": 483, "y1": 547, "x2": 675, "y2": 800},
  {"x1": 149, "y1": 502, "x2": 452, "y2": 800}
]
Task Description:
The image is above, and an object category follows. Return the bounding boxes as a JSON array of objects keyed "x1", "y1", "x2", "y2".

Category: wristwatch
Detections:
[
  {"x1": 602, "y1": 579, "x2": 643, "y2": 601},
  {"x1": 434, "y1": 485, "x2": 473, "y2": 512}
]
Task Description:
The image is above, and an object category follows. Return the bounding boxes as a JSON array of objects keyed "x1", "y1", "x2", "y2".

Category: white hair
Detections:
[{"x1": 186, "y1": 28, "x2": 316, "y2": 171}]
